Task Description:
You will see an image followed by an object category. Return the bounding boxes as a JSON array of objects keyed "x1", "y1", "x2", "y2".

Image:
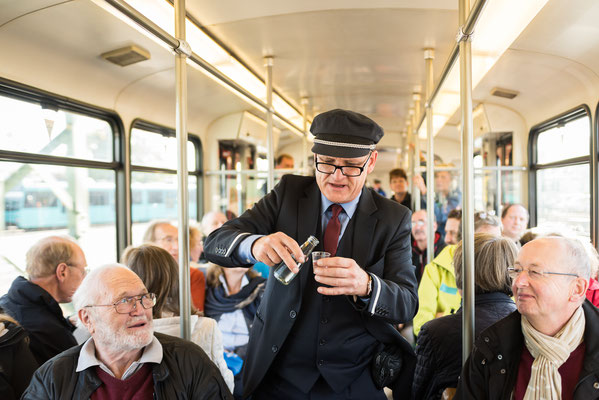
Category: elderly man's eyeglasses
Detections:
[
  {"x1": 85, "y1": 293, "x2": 157, "y2": 314},
  {"x1": 507, "y1": 267, "x2": 578, "y2": 281},
  {"x1": 315, "y1": 152, "x2": 372, "y2": 177}
]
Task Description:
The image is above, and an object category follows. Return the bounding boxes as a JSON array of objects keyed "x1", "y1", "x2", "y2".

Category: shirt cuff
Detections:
[{"x1": 236, "y1": 234, "x2": 263, "y2": 265}]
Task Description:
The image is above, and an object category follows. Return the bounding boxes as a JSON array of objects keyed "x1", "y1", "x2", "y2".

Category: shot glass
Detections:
[{"x1": 312, "y1": 251, "x2": 330, "y2": 267}]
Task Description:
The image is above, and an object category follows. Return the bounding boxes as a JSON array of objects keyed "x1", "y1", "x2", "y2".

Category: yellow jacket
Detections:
[{"x1": 413, "y1": 245, "x2": 462, "y2": 336}]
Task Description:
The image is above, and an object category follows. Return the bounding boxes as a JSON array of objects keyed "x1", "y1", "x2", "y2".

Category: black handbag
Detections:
[{"x1": 371, "y1": 343, "x2": 403, "y2": 390}]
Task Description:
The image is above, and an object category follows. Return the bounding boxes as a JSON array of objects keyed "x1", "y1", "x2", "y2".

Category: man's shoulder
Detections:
[{"x1": 473, "y1": 310, "x2": 521, "y2": 357}]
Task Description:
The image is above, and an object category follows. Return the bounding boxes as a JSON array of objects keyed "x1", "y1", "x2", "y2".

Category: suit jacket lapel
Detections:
[
  {"x1": 297, "y1": 181, "x2": 321, "y2": 292},
  {"x1": 352, "y1": 187, "x2": 378, "y2": 269}
]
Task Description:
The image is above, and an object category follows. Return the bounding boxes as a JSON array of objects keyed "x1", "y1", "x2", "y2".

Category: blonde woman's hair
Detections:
[
  {"x1": 26, "y1": 236, "x2": 77, "y2": 279},
  {"x1": 454, "y1": 233, "x2": 517, "y2": 295}
]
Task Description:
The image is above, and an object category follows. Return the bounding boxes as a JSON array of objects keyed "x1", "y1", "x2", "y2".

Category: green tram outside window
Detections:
[
  {"x1": 529, "y1": 107, "x2": 591, "y2": 239},
  {"x1": 0, "y1": 83, "x2": 123, "y2": 296},
  {"x1": 130, "y1": 121, "x2": 201, "y2": 246}
]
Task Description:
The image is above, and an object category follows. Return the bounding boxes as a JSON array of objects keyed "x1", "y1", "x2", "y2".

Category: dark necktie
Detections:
[{"x1": 323, "y1": 204, "x2": 343, "y2": 256}]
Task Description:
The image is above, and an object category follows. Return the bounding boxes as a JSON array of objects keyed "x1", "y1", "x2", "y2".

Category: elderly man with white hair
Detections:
[
  {"x1": 22, "y1": 264, "x2": 232, "y2": 400},
  {"x1": 456, "y1": 237, "x2": 599, "y2": 399}
]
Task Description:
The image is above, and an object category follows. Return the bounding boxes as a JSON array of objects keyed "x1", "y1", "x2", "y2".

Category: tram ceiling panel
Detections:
[
  {"x1": 0, "y1": 0, "x2": 64, "y2": 27},
  {"x1": 0, "y1": 0, "x2": 176, "y2": 110},
  {"x1": 467, "y1": 0, "x2": 599, "y2": 128},
  {"x1": 186, "y1": 4, "x2": 458, "y2": 129}
]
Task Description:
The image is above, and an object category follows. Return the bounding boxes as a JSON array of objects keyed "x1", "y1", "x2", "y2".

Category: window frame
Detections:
[
  {"x1": 0, "y1": 77, "x2": 127, "y2": 258},
  {"x1": 129, "y1": 119, "x2": 203, "y2": 226},
  {"x1": 528, "y1": 105, "x2": 592, "y2": 234}
]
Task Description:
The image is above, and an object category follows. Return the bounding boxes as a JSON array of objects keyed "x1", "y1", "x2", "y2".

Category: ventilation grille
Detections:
[
  {"x1": 490, "y1": 87, "x2": 519, "y2": 100},
  {"x1": 101, "y1": 45, "x2": 150, "y2": 67}
]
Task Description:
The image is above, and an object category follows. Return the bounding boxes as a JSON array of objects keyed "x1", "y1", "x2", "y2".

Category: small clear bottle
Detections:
[{"x1": 273, "y1": 235, "x2": 319, "y2": 285}]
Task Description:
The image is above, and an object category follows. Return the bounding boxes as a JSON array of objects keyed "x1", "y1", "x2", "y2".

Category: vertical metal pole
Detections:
[
  {"x1": 407, "y1": 111, "x2": 415, "y2": 209},
  {"x1": 496, "y1": 158, "x2": 502, "y2": 216},
  {"x1": 174, "y1": 0, "x2": 191, "y2": 340},
  {"x1": 425, "y1": 49, "x2": 435, "y2": 271},
  {"x1": 301, "y1": 97, "x2": 309, "y2": 175},
  {"x1": 459, "y1": 0, "x2": 475, "y2": 363},
  {"x1": 265, "y1": 56, "x2": 275, "y2": 191},
  {"x1": 413, "y1": 94, "x2": 422, "y2": 212},
  {"x1": 591, "y1": 115, "x2": 598, "y2": 249}
]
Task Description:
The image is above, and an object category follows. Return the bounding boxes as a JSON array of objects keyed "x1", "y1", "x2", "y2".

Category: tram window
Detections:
[
  {"x1": 1, "y1": 162, "x2": 117, "y2": 295},
  {"x1": 536, "y1": 164, "x2": 590, "y2": 237},
  {"x1": 131, "y1": 127, "x2": 196, "y2": 171},
  {"x1": 130, "y1": 172, "x2": 198, "y2": 245},
  {"x1": 0, "y1": 83, "x2": 123, "y2": 297},
  {"x1": 0, "y1": 96, "x2": 113, "y2": 162},
  {"x1": 531, "y1": 109, "x2": 590, "y2": 238},
  {"x1": 536, "y1": 117, "x2": 589, "y2": 164}
]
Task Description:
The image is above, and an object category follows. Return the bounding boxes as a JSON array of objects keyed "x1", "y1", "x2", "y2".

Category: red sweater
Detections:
[
  {"x1": 586, "y1": 277, "x2": 599, "y2": 307},
  {"x1": 514, "y1": 342, "x2": 585, "y2": 400},
  {"x1": 91, "y1": 364, "x2": 154, "y2": 400}
]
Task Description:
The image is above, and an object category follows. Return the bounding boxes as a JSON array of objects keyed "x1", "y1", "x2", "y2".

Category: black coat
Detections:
[
  {"x1": 204, "y1": 174, "x2": 419, "y2": 398},
  {"x1": 0, "y1": 319, "x2": 38, "y2": 400},
  {"x1": 456, "y1": 300, "x2": 599, "y2": 399},
  {"x1": 0, "y1": 277, "x2": 77, "y2": 365},
  {"x1": 412, "y1": 292, "x2": 516, "y2": 400},
  {"x1": 21, "y1": 332, "x2": 233, "y2": 399}
]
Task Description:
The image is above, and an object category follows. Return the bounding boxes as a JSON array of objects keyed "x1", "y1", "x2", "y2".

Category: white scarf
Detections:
[{"x1": 521, "y1": 307, "x2": 585, "y2": 400}]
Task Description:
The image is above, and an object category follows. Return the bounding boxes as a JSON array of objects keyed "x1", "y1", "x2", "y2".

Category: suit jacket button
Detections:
[
  {"x1": 289, "y1": 310, "x2": 297, "y2": 319},
  {"x1": 318, "y1": 360, "x2": 324, "y2": 366},
  {"x1": 319, "y1": 339, "x2": 326, "y2": 346},
  {"x1": 321, "y1": 317, "x2": 328, "y2": 324},
  {"x1": 272, "y1": 345, "x2": 278, "y2": 353}
]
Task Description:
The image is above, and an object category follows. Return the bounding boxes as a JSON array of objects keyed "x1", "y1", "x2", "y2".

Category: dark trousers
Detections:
[{"x1": 253, "y1": 367, "x2": 386, "y2": 400}]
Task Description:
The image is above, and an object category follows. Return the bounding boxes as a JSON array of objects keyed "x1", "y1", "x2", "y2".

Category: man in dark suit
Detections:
[{"x1": 205, "y1": 109, "x2": 418, "y2": 399}]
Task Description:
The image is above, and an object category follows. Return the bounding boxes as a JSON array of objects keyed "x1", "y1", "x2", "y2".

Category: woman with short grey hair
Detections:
[{"x1": 412, "y1": 233, "x2": 518, "y2": 400}]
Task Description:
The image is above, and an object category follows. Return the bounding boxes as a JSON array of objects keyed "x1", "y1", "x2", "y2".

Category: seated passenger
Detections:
[
  {"x1": 122, "y1": 244, "x2": 234, "y2": 392},
  {"x1": 456, "y1": 237, "x2": 596, "y2": 399},
  {"x1": 443, "y1": 209, "x2": 462, "y2": 245},
  {"x1": 199, "y1": 212, "x2": 228, "y2": 263},
  {"x1": 501, "y1": 203, "x2": 529, "y2": 246},
  {"x1": 411, "y1": 209, "x2": 446, "y2": 283},
  {"x1": 22, "y1": 264, "x2": 232, "y2": 399},
  {"x1": 414, "y1": 166, "x2": 462, "y2": 236},
  {"x1": 413, "y1": 210, "x2": 502, "y2": 336},
  {"x1": 143, "y1": 220, "x2": 206, "y2": 311},
  {"x1": 0, "y1": 310, "x2": 38, "y2": 400},
  {"x1": 204, "y1": 264, "x2": 266, "y2": 398},
  {"x1": 518, "y1": 229, "x2": 538, "y2": 247},
  {"x1": 0, "y1": 236, "x2": 85, "y2": 364},
  {"x1": 389, "y1": 168, "x2": 412, "y2": 210},
  {"x1": 189, "y1": 224, "x2": 204, "y2": 263},
  {"x1": 412, "y1": 233, "x2": 517, "y2": 399}
]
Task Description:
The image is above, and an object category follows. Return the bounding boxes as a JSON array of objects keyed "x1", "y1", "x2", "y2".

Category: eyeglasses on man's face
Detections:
[
  {"x1": 507, "y1": 267, "x2": 578, "y2": 281},
  {"x1": 85, "y1": 293, "x2": 157, "y2": 314},
  {"x1": 315, "y1": 152, "x2": 372, "y2": 177}
]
